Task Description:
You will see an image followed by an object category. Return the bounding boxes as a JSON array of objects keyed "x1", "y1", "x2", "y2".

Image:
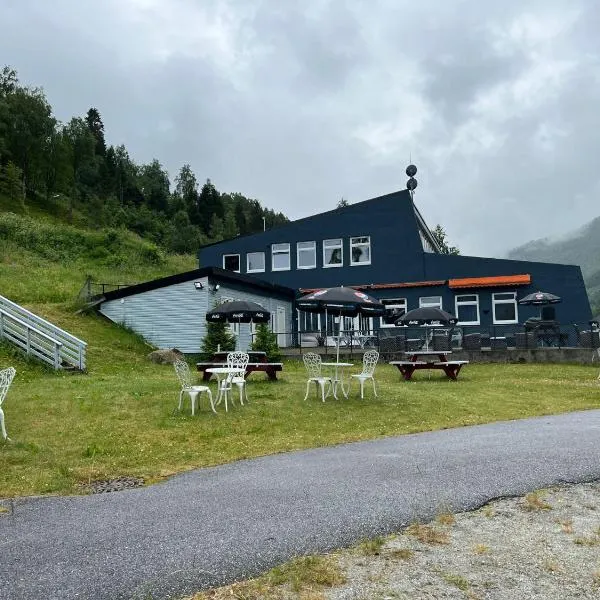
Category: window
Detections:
[
  {"x1": 323, "y1": 238, "x2": 343, "y2": 268},
  {"x1": 350, "y1": 236, "x2": 371, "y2": 265},
  {"x1": 298, "y1": 310, "x2": 321, "y2": 333},
  {"x1": 220, "y1": 296, "x2": 239, "y2": 335},
  {"x1": 247, "y1": 252, "x2": 265, "y2": 273},
  {"x1": 297, "y1": 241, "x2": 316, "y2": 269},
  {"x1": 455, "y1": 294, "x2": 480, "y2": 325},
  {"x1": 223, "y1": 254, "x2": 240, "y2": 273},
  {"x1": 419, "y1": 296, "x2": 442, "y2": 309},
  {"x1": 380, "y1": 298, "x2": 408, "y2": 328},
  {"x1": 492, "y1": 292, "x2": 518, "y2": 324},
  {"x1": 271, "y1": 243, "x2": 290, "y2": 271}
]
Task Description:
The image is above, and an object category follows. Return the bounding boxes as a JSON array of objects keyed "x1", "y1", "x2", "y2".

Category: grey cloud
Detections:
[{"x1": 2, "y1": 0, "x2": 600, "y2": 258}]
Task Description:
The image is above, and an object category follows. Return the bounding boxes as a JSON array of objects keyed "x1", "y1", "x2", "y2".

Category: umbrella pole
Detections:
[{"x1": 337, "y1": 314, "x2": 342, "y2": 363}]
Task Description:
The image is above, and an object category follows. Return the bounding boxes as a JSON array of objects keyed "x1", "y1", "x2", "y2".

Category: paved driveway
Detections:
[{"x1": 2, "y1": 409, "x2": 600, "y2": 600}]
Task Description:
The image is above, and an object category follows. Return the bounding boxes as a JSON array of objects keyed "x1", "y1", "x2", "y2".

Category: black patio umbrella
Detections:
[
  {"x1": 395, "y1": 307, "x2": 458, "y2": 351},
  {"x1": 518, "y1": 291, "x2": 562, "y2": 319},
  {"x1": 518, "y1": 291, "x2": 562, "y2": 306},
  {"x1": 206, "y1": 300, "x2": 270, "y2": 323},
  {"x1": 395, "y1": 307, "x2": 458, "y2": 326},
  {"x1": 296, "y1": 287, "x2": 384, "y2": 361}
]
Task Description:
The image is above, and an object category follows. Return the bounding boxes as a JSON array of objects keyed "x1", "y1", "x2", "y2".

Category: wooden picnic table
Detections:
[
  {"x1": 197, "y1": 361, "x2": 283, "y2": 381},
  {"x1": 390, "y1": 350, "x2": 468, "y2": 381}
]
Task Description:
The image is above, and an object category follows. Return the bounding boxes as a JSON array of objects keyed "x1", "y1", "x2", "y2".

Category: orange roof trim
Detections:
[{"x1": 449, "y1": 274, "x2": 531, "y2": 289}]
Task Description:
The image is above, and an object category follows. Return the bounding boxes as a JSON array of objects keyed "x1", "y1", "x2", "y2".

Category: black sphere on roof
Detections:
[
  {"x1": 407, "y1": 177, "x2": 418, "y2": 191},
  {"x1": 406, "y1": 164, "x2": 417, "y2": 177}
]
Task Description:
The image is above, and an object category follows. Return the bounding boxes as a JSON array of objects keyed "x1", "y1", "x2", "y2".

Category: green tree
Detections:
[
  {"x1": 222, "y1": 207, "x2": 238, "y2": 240},
  {"x1": 251, "y1": 323, "x2": 281, "y2": 361},
  {"x1": 337, "y1": 197, "x2": 349, "y2": 208},
  {"x1": 432, "y1": 224, "x2": 460, "y2": 255},
  {"x1": 200, "y1": 314, "x2": 236, "y2": 358},
  {"x1": 174, "y1": 164, "x2": 200, "y2": 224},
  {"x1": 139, "y1": 159, "x2": 170, "y2": 213},
  {"x1": 0, "y1": 161, "x2": 24, "y2": 208},
  {"x1": 85, "y1": 107, "x2": 106, "y2": 156},
  {"x1": 208, "y1": 214, "x2": 225, "y2": 241},
  {"x1": 198, "y1": 178, "x2": 223, "y2": 234}
]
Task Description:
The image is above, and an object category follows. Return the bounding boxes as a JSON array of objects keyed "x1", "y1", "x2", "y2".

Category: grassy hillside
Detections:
[
  {"x1": 0, "y1": 210, "x2": 196, "y2": 305},
  {"x1": 507, "y1": 215, "x2": 600, "y2": 316}
]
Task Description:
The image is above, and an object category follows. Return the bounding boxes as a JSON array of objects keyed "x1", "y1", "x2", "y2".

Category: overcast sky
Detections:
[{"x1": 2, "y1": 0, "x2": 600, "y2": 256}]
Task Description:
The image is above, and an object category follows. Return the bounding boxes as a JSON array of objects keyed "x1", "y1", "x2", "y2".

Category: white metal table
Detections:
[
  {"x1": 205, "y1": 367, "x2": 241, "y2": 411},
  {"x1": 321, "y1": 362, "x2": 353, "y2": 399}
]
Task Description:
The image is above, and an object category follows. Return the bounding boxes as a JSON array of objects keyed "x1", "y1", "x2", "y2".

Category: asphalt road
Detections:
[{"x1": 2, "y1": 409, "x2": 600, "y2": 600}]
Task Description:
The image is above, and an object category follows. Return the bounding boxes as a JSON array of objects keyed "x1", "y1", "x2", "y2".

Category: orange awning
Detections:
[{"x1": 448, "y1": 274, "x2": 531, "y2": 289}]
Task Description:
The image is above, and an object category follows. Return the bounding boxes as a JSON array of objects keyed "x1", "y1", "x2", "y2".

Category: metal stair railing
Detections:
[{"x1": 0, "y1": 295, "x2": 87, "y2": 370}]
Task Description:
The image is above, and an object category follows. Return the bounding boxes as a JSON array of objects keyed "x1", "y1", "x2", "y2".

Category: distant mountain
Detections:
[{"x1": 507, "y1": 216, "x2": 600, "y2": 316}]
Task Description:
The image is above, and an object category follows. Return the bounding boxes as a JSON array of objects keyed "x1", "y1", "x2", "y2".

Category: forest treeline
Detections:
[{"x1": 0, "y1": 66, "x2": 288, "y2": 253}]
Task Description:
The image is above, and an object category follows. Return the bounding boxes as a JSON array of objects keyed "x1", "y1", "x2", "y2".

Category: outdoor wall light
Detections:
[{"x1": 194, "y1": 281, "x2": 204, "y2": 290}]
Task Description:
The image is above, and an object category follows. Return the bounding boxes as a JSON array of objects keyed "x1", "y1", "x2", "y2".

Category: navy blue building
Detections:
[{"x1": 199, "y1": 189, "x2": 592, "y2": 339}]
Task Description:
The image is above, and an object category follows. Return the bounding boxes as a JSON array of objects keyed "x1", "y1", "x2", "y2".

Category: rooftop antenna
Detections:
[{"x1": 406, "y1": 162, "x2": 418, "y2": 201}]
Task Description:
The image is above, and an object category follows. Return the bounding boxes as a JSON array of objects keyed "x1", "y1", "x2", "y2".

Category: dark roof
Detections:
[
  {"x1": 99, "y1": 266, "x2": 296, "y2": 302},
  {"x1": 198, "y1": 188, "x2": 431, "y2": 251}
]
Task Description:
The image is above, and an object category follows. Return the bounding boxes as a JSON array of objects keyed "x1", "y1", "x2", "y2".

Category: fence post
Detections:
[
  {"x1": 26, "y1": 327, "x2": 31, "y2": 354},
  {"x1": 54, "y1": 343, "x2": 61, "y2": 370}
]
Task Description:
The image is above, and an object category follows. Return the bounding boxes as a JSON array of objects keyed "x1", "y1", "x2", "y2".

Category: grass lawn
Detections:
[{"x1": 1, "y1": 307, "x2": 599, "y2": 498}]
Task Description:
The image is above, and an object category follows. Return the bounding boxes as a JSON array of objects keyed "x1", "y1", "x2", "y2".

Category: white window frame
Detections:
[
  {"x1": 246, "y1": 251, "x2": 265, "y2": 273},
  {"x1": 222, "y1": 254, "x2": 240, "y2": 273},
  {"x1": 492, "y1": 292, "x2": 518, "y2": 324},
  {"x1": 455, "y1": 294, "x2": 480, "y2": 326},
  {"x1": 419, "y1": 296, "x2": 442, "y2": 309},
  {"x1": 323, "y1": 238, "x2": 343, "y2": 268},
  {"x1": 296, "y1": 241, "x2": 316, "y2": 270},
  {"x1": 380, "y1": 298, "x2": 408, "y2": 328},
  {"x1": 350, "y1": 236, "x2": 371, "y2": 266},
  {"x1": 271, "y1": 243, "x2": 290, "y2": 271}
]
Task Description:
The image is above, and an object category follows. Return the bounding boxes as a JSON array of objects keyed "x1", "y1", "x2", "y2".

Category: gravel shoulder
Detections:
[{"x1": 194, "y1": 481, "x2": 600, "y2": 600}]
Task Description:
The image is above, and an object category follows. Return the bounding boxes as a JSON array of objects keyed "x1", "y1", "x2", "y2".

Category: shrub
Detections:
[
  {"x1": 200, "y1": 320, "x2": 236, "y2": 359},
  {"x1": 251, "y1": 323, "x2": 281, "y2": 361}
]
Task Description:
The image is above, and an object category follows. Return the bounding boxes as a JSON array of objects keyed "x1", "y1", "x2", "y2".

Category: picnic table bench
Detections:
[
  {"x1": 390, "y1": 351, "x2": 469, "y2": 381},
  {"x1": 197, "y1": 361, "x2": 283, "y2": 381}
]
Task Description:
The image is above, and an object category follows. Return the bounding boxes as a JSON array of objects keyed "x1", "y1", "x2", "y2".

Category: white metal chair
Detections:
[
  {"x1": 217, "y1": 352, "x2": 249, "y2": 412},
  {"x1": 303, "y1": 353, "x2": 332, "y2": 402},
  {"x1": 173, "y1": 359, "x2": 215, "y2": 415},
  {"x1": 351, "y1": 350, "x2": 379, "y2": 399},
  {"x1": 0, "y1": 367, "x2": 16, "y2": 440}
]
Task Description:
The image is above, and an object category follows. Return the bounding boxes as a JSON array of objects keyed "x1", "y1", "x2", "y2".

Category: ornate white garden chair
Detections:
[
  {"x1": 351, "y1": 350, "x2": 379, "y2": 399},
  {"x1": 173, "y1": 359, "x2": 215, "y2": 415},
  {"x1": 302, "y1": 353, "x2": 332, "y2": 402},
  {"x1": 216, "y1": 352, "x2": 249, "y2": 412},
  {"x1": 0, "y1": 367, "x2": 16, "y2": 440}
]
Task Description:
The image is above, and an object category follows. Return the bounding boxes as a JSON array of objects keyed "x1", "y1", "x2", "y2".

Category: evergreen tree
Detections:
[
  {"x1": 251, "y1": 323, "x2": 281, "y2": 361},
  {"x1": 200, "y1": 314, "x2": 236, "y2": 358},
  {"x1": 337, "y1": 197, "x2": 349, "y2": 208},
  {"x1": 432, "y1": 225, "x2": 460, "y2": 255},
  {"x1": 175, "y1": 164, "x2": 200, "y2": 225},
  {"x1": 198, "y1": 178, "x2": 223, "y2": 234},
  {"x1": 85, "y1": 107, "x2": 106, "y2": 156},
  {"x1": 222, "y1": 207, "x2": 238, "y2": 240}
]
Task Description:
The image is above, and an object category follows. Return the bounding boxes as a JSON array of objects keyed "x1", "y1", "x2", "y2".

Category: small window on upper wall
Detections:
[
  {"x1": 297, "y1": 241, "x2": 316, "y2": 269},
  {"x1": 247, "y1": 252, "x2": 265, "y2": 273},
  {"x1": 272, "y1": 243, "x2": 290, "y2": 271},
  {"x1": 223, "y1": 254, "x2": 240, "y2": 273},
  {"x1": 323, "y1": 238, "x2": 343, "y2": 268},
  {"x1": 350, "y1": 236, "x2": 371, "y2": 265}
]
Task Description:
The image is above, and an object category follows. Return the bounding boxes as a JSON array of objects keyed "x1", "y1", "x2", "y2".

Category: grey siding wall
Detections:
[
  {"x1": 212, "y1": 285, "x2": 293, "y2": 349},
  {"x1": 99, "y1": 276, "x2": 292, "y2": 353}
]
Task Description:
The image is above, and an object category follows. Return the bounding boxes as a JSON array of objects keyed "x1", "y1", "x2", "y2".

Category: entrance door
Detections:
[{"x1": 276, "y1": 306, "x2": 287, "y2": 347}]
